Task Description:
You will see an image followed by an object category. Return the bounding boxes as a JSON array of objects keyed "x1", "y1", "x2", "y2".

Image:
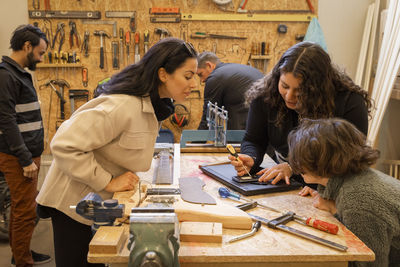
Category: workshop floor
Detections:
[{"x1": 0, "y1": 218, "x2": 55, "y2": 267}]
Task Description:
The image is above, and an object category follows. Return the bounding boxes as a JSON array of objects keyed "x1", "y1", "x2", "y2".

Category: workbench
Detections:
[{"x1": 88, "y1": 151, "x2": 375, "y2": 267}]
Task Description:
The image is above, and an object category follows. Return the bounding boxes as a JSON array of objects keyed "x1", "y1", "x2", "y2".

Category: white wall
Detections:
[
  {"x1": 0, "y1": 0, "x2": 28, "y2": 56},
  {"x1": 318, "y1": 0, "x2": 373, "y2": 79}
]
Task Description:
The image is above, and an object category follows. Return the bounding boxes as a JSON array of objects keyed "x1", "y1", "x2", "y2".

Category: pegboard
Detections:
[{"x1": 28, "y1": 0, "x2": 317, "y2": 153}]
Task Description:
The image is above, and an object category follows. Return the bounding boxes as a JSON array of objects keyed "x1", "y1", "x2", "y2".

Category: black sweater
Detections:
[
  {"x1": 241, "y1": 90, "x2": 368, "y2": 171},
  {"x1": 0, "y1": 56, "x2": 44, "y2": 166}
]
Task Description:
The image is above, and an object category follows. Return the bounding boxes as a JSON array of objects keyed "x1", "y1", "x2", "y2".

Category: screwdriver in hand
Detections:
[
  {"x1": 226, "y1": 144, "x2": 252, "y2": 177},
  {"x1": 218, "y1": 187, "x2": 339, "y2": 235}
]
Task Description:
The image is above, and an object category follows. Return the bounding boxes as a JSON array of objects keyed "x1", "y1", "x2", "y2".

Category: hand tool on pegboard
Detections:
[
  {"x1": 134, "y1": 32, "x2": 140, "y2": 64},
  {"x1": 149, "y1": 7, "x2": 181, "y2": 23},
  {"x1": 52, "y1": 22, "x2": 65, "y2": 53},
  {"x1": 82, "y1": 68, "x2": 88, "y2": 87},
  {"x1": 191, "y1": 32, "x2": 247, "y2": 40},
  {"x1": 125, "y1": 31, "x2": 131, "y2": 64},
  {"x1": 69, "y1": 89, "x2": 89, "y2": 114},
  {"x1": 82, "y1": 20, "x2": 117, "y2": 38},
  {"x1": 69, "y1": 21, "x2": 80, "y2": 49},
  {"x1": 93, "y1": 31, "x2": 111, "y2": 69},
  {"x1": 32, "y1": 0, "x2": 40, "y2": 10},
  {"x1": 112, "y1": 41, "x2": 119, "y2": 70},
  {"x1": 119, "y1": 28, "x2": 124, "y2": 67},
  {"x1": 143, "y1": 30, "x2": 150, "y2": 54},
  {"x1": 29, "y1": 10, "x2": 101, "y2": 19},
  {"x1": 219, "y1": 187, "x2": 339, "y2": 235},
  {"x1": 154, "y1": 28, "x2": 170, "y2": 40},
  {"x1": 44, "y1": 0, "x2": 50, "y2": 10},
  {"x1": 81, "y1": 31, "x2": 90, "y2": 58}
]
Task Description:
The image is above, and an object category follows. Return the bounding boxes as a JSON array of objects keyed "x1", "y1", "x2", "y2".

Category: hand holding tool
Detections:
[
  {"x1": 226, "y1": 144, "x2": 252, "y2": 177},
  {"x1": 227, "y1": 221, "x2": 261, "y2": 243},
  {"x1": 219, "y1": 187, "x2": 339, "y2": 235}
]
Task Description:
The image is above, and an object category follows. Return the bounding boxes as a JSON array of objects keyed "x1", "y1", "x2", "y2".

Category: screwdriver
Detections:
[
  {"x1": 227, "y1": 221, "x2": 261, "y2": 243},
  {"x1": 226, "y1": 144, "x2": 252, "y2": 177},
  {"x1": 219, "y1": 187, "x2": 339, "y2": 235}
]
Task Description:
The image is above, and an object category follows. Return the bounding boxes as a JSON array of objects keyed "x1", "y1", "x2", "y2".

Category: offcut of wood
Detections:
[
  {"x1": 180, "y1": 222, "x2": 223, "y2": 243},
  {"x1": 89, "y1": 226, "x2": 127, "y2": 254}
]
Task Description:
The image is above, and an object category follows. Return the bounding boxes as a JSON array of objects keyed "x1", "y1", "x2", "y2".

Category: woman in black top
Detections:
[{"x1": 229, "y1": 41, "x2": 373, "y2": 187}]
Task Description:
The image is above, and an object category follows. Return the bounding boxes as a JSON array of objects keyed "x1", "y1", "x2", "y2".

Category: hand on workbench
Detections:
[
  {"x1": 311, "y1": 191, "x2": 337, "y2": 215},
  {"x1": 23, "y1": 162, "x2": 39, "y2": 179},
  {"x1": 257, "y1": 162, "x2": 292, "y2": 185},
  {"x1": 228, "y1": 154, "x2": 254, "y2": 176},
  {"x1": 104, "y1": 171, "x2": 139, "y2": 192},
  {"x1": 298, "y1": 186, "x2": 316, "y2": 197}
]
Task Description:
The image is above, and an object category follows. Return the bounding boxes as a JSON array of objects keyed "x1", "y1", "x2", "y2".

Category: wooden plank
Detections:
[
  {"x1": 180, "y1": 222, "x2": 223, "y2": 243},
  {"x1": 89, "y1": 226, "x2": 126, "y2": 254}
]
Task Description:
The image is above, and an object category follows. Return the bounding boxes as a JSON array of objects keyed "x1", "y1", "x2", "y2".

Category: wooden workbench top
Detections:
[{"x1": 88, "y1": 153, "x2": 375, "y2": 267}]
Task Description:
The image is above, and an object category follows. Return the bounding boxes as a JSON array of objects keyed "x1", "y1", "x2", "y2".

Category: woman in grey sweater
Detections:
[{"x1": 288, "y1": 118, "x2": 400, "y2": 267}]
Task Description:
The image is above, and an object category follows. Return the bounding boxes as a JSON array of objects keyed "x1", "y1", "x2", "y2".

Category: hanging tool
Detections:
[
  {"x1": 42, "y1": 19, "x2": 53, "y2": 48},
  {"x1": 119, "y1": 28, "x2": 124, "y2": 67},
  {"x1": 227, "y1": 221, "x2": 261, "y2": 243},
  {"x1": 69, "y1": 21, "x2": 80, "y2": 48},
  {"x1": 134, "y1": 32, "x2": 140, "y2": 63},
  {"x1": 149, "y1": 7, "x2": 181, "y2": 23},
  {"x1": 247, "y1": 212, "x2": 347, "y2": 251},
  {"x1": 143, "y1": 30, "x2": 150, "y2": 54},
  {"x1": 219, "y1": 187, "x2": 339, "y2": 235},
  {"x1": 32, "y1": 0, "x2": 40, "y2": 9},
  {"x1": 93, "y1": 30, "x2": 110, "y2": 69},
  {"x1": 69, "y1": 89, "x2": 89, "y2": 114},
  {"x1": 29, "y1": 10, "x2": 101, "y2": 19},
  {"x1": 82, "y1": 20, "x2": 117, "y2": 38},
  {"x1": 82, "y1": 68, "x2": 88, "y2": 87},
  {"x1": 44, "y1": 0, "x2": 50, "y2": 10},
  {"x1": 191, "y1": 32, "x2": 247, "y2": 39},
  {"x1": 125, "y1": 31, "x2": 131, "y2": 64},
  {"x1": 81, "y1": 31, "x2": 90, "y2": 57},
  {"x1": 112, "y1": 41, "x2": 119, "y2": 69},
  {"x1": 43, "y1": 80, "x2": 69, "y2": 120},
  {"x1": 226, "y1": 144, "x2": 252, "y2": 177},
  {"x1": 154, "y1": 28, "x2": 170, "y2": 40},
  {"x1": 306, "y1": 0, "x2": 315, "y2": 13},
  {"x1": 52, "y1": 22, "x2": 65, "y2": 53},
  {"x1": 237, "y1": 0, "x2": 248, "y2": 13}
]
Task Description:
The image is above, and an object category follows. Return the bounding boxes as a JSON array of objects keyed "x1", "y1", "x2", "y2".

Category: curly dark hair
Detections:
[
  {"x1": 245, "y1": 42, "x2": 373, "y2": 127},
  {"x1": 288, "y1": 118, "x2": 380, "y2": 177}
]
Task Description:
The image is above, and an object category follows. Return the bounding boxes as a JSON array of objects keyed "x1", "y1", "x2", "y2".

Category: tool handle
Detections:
[
  {"x1": 99, "y1": 47, "x2": 104, "y2": 69},
  {"x1": 305, "y1": 218, "x2": 339, "y2": 235}
]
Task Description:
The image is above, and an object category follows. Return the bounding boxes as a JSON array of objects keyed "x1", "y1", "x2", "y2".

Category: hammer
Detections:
[
  {"x1": 94, "y1": 30, "x2": 111, "y2": 69},
  {"x1": 44, "y1": 79, "x2": 70, "y2": 120},
  {"x1": 154, "y1": 28, "x2": 170, "y2": 40}
]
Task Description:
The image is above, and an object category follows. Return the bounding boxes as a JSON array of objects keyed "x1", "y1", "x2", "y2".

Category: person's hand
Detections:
[
  {"x1": 228, "y1": 154, "x2": 254, "y2": 176},
  {"x1": 257, "y1": 162, "x2": 292, "y2": 184},
  {"x1": 104, "y1": 171, "x2": 139, "y2": 193},
  {"x1": 23, "y1": 162, "x2": 39, "y2": 179},
  {"x1": 298, "y1": 186, "x2": 316, "y2": 196},
  {"x1": 309, "y1": 190, "x2": 337, "y2": 214}
]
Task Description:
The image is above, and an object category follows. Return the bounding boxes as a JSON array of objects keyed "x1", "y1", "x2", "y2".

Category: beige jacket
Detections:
[{"x1": 36, "y1": 94, "x2": 158, "y2": 225}]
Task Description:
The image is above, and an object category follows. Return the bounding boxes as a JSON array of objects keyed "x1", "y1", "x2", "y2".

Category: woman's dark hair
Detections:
[
  {"x1": 95, "y1": 37, "x2": 197, "y2": 98},
  {"x1": 288, "y1": 118, "x2": 380, "y2": 178},
  {"x1": 245, "y1": 42, "x2": 373, "y2": 127},
  {"x1": 10, "y1": 24, "x2": 48, "y2": 51}
]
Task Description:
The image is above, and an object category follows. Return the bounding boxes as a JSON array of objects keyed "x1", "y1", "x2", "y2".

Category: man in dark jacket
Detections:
[
  {"x1": 197, "y1": 52, "x2": 263, "y2": 130},
  {"x1": 0, "y1": 24, "x2": 51, "y2": 267}
]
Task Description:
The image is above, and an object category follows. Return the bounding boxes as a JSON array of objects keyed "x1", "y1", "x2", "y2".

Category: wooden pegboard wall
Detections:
[{"x1": 29, "y1": 0, "x2": 317, "y2": 152}]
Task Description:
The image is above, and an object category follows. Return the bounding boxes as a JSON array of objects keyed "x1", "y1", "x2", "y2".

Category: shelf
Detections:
[
  {"x1": 250, "y1": 55, "x2": 272, "y2": 60},
  {"x1": 37, "y1": 64, "x2": 83, "y2": 68}
]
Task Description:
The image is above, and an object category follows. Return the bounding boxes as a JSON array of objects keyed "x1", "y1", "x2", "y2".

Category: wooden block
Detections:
[
  {"x1": 89, "y1": 226, "x2": 126, "y2": 254},
  {"x1": 180, "y1": 222, "x2": 223, "y2": 243}
]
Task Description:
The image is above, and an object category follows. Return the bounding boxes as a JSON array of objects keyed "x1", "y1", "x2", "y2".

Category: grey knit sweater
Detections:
[{"x1": 318, "y1": 168, "x2": 400, "y2": 267}]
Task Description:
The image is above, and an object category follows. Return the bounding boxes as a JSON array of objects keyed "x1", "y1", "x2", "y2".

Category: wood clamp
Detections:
[{"x1": 247, "y1": 212, "x2": 347, "y2": 251}]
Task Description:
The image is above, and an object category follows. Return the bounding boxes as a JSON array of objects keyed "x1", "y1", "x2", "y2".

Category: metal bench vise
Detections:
[{"x1": 128, "y1": 207, "x2": 180, "y2": 267}]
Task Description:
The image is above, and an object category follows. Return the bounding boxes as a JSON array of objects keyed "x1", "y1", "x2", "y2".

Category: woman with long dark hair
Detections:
[
  {"x1": 36, "y1": 38, "x2": 197, "y2": 267},
  {"x1": 229, "y1": 41, "x2": 373, "y2": 187}
]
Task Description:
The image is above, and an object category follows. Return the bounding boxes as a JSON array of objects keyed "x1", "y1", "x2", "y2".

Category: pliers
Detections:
[
  {"x1": 52, "y1": 22, "x2": 65, "y2": 53},
  {"x1": 69, "y1": 21, "x2": 80, "y2": 48}
]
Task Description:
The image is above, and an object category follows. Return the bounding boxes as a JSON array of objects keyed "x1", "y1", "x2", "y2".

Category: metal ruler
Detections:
[
  {"x1": 81, "y1": 20, "x2": 117, "y2": 38},
  {"x1": 29, "y1": 10, "x2": 101, "y2": 19},
  {"x1": 181, "y1": 13, "x2": 316, "y2": 22}
]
